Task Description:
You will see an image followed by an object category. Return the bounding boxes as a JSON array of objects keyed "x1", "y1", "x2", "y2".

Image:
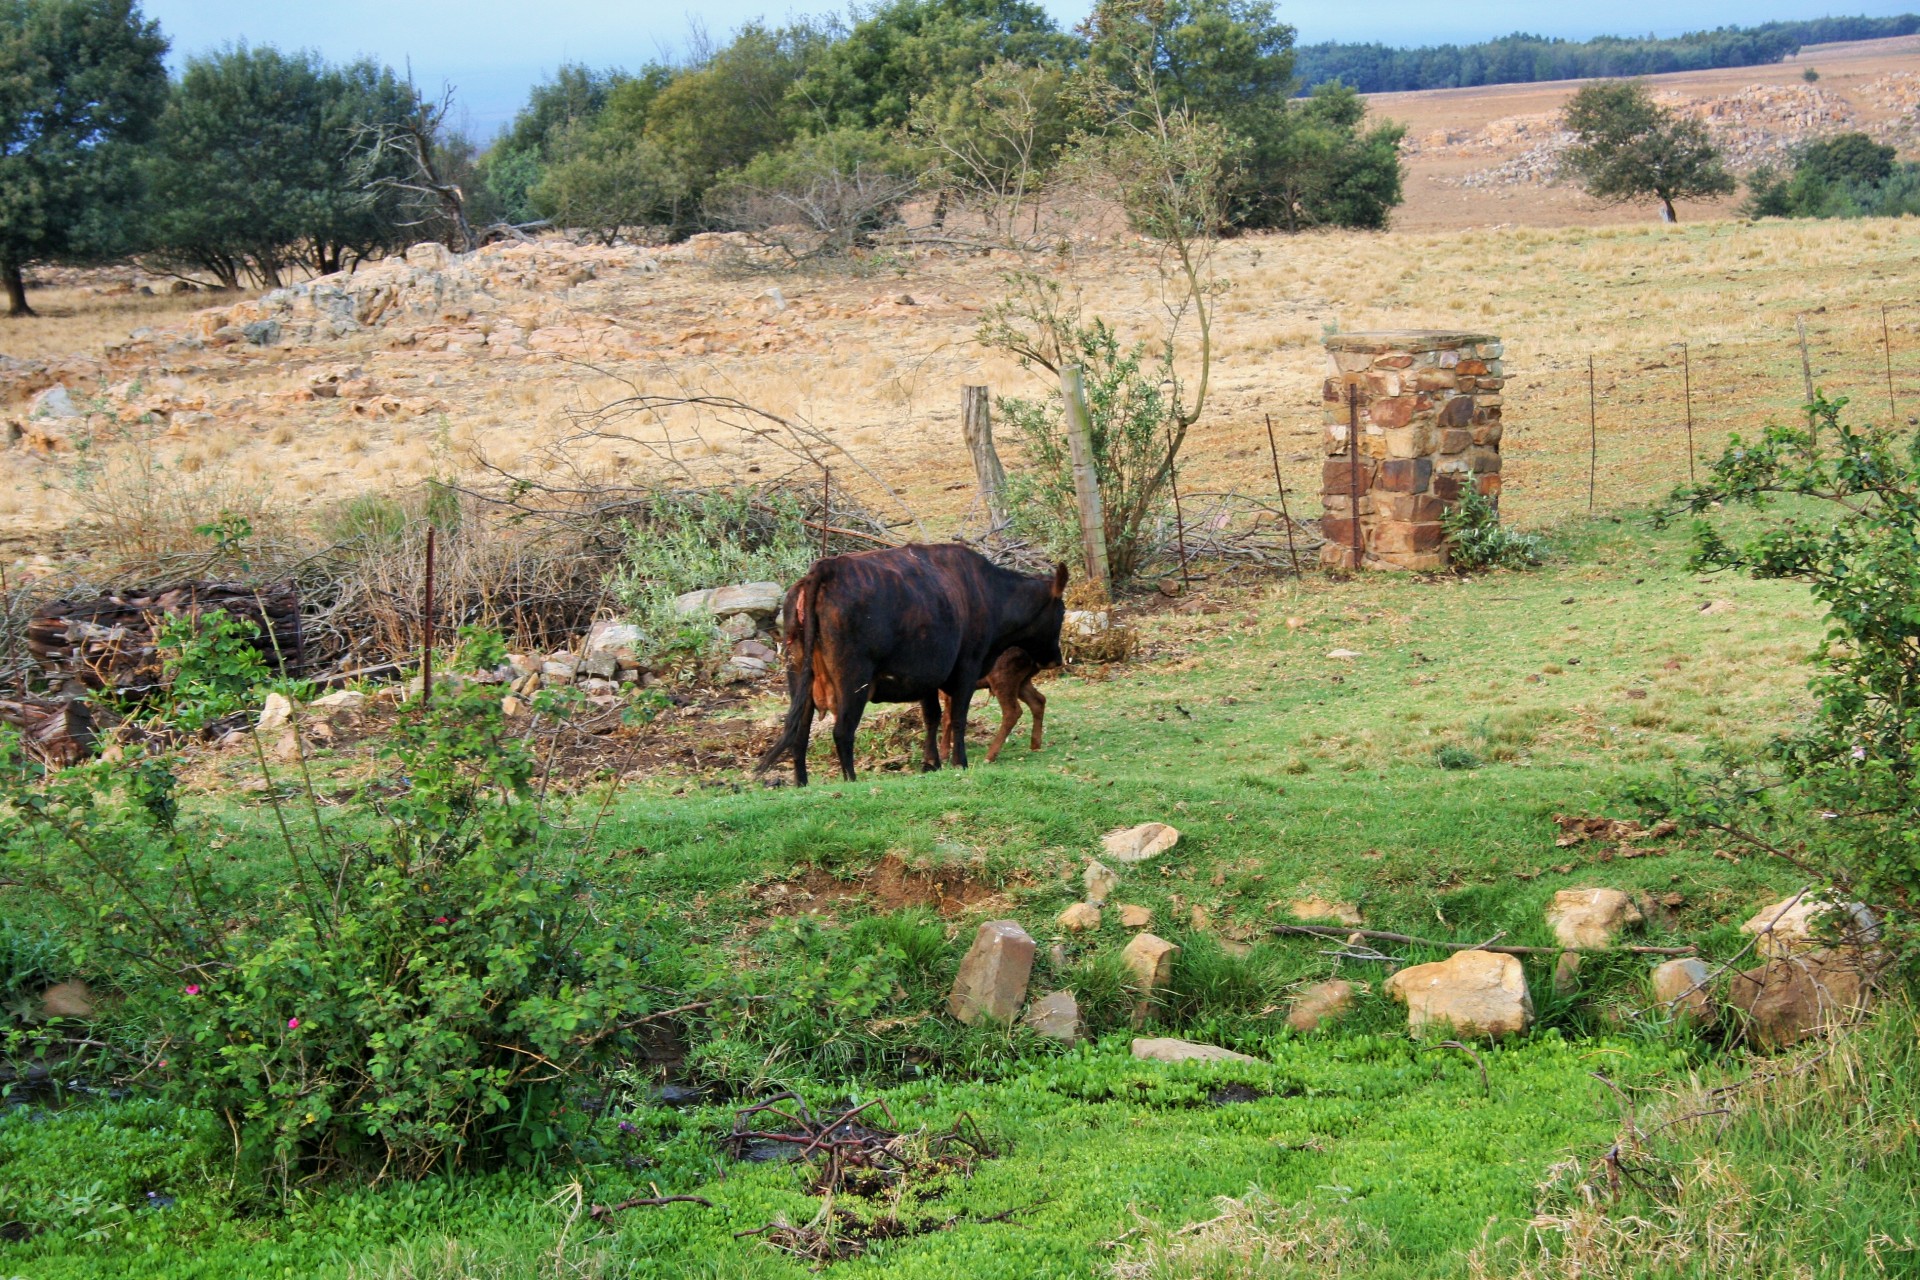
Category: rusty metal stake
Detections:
[
  {"x1": 1884, "y1": 304, "x2": 1899, "y2": 427},
  {"x1": 1682, "y1": 343, "x2": 1695, "y2": 486},
  {"x1": 1347, "y1": 384, "x2": 1362, "y2": 569},
  {"x1": 1264, "y1": 412, "x2": 1302, "y2": 579},
  {"x1": 1587, "y1": 355, "x2": 1598, "y2": 515},
  {"x1": 819, "y1": 466, "x2": 831, "y2": 560},
  {"x1": 421, "y1": 525, "x2": 436, "y2": 709},
  {"x1": 1166, "y1": 428, "x2": 1192, "y2": 592}
]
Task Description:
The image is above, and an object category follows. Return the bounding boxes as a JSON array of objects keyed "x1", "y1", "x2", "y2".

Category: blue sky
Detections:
[{"x1": 140, "y1": 1, "x2": 1920, "y2": 134}]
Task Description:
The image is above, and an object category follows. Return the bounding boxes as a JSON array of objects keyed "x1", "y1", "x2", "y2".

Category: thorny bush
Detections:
[
  {"x1": 1646, "y1": 394, "x2": 1920, "y2": 969},
  {"x1": 0, "y1": 629, "x2": 667, "y2": 1186}
]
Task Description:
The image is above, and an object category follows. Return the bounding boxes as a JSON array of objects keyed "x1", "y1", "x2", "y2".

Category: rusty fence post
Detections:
[{"x1": 1264, "y1": 412, "x2": 1302, "y2": 578}]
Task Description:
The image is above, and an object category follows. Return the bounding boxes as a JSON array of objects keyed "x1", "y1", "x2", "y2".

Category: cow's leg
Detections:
[
  {"x1": 1024, "y1": 681, "x2": 1046, "y2": 751},
  {"x1": 831, "y1": 671, "x2": 872, "y2": 781},
  {"x1": 922, "y1": 694, "x2": 945, "y2": 772},
  {"x1": 985, "y1": 681, "x2": 1020, "y2": 763}
]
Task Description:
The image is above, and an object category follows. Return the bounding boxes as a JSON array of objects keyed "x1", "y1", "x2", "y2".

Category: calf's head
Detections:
[{"x1": 1003, "y1": 562, "x2": 1068, "y2": 669}]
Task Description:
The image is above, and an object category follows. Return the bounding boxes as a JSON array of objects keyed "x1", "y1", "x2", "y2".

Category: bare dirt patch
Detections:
[{"x1": 752, "y1": 854, "x2": 1004, "y2": 919}]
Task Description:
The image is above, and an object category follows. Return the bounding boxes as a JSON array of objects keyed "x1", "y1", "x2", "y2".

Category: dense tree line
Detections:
[
  {"x1": 1294, "y1": 14, "x2": 1920, "y2": 94},
  {"x1": 2, "y1": 0, "x2": 1411, "y2": 317}
]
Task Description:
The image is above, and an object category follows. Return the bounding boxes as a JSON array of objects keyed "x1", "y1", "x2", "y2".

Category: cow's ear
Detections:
[{"x1": 1050, "y1": 562, "x2": 1068, "y2": 598}]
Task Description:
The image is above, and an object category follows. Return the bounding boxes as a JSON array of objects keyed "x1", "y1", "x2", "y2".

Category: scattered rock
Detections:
[
  {"x1": 1325, "y1": 648, "x2": 1362, "y2": 659},
  {"x1": 1024, "y1": 990, "x2": 1082, "y2": 1045},
  {"x1": 257, "y1": 691, "x2": 294, "y2": 736},
  {"x1": 1131, "y1": 1037, "x2": 1261, "y2": 1064},
  {"x1": 1384, "y1": 949, "x2": 1534, "y2": 1038},
  {"x1": 584, "y1": 620, "x2": 644, "y2": 658},
  {"x1": 38, "y1": 980, "x2": 96, "y2": 1021},
  {"x1": 1700, "y1": 599, "x2": 1737, "y2": 616},
  {"x1": 1546, "y1": 888, "x2": 1644, "y2": 949},
  {"x1": 310, "y1": 690, "x2": 366, "y2": 713},
  {"x1": 1553, "y1": 951, "x2": 1583, "y2": 995},
  {"x1": 29, "y1": 385, "x2": 81, "y2": 419},
  {"x1": 1121, "y1": 932, "x2": 1179, "y2": 1025},
  {"x1": 1726, "y1": 950, "x2": 1875, "y2": 1049},
  {"x1": 1287, "y1": 979, "x2": 1355, "y2": 1033},
  {"x1": 947, "y1": 919, "x2": 1036, "y2": 1026},
  {"x1": 501, "y1": 695, "x2": 525, "y2": 716},
  {"x1": 708, "y1": 582, "x2": 785, "y2": 619},
  {"x1": 672, "y1": 589, "x2": 716, "y2": 618},
  {"x1": 271, "y1": 730, "x2": 302, "y2": 763},
  {"x1": 1741, "y1": 895, "x2": 1879, "y2": 959},
  {"x1": 1083, "y1": 860, "x2": 1119, "y2": 904},
  {"x1": 1285, "y1": 896, "x2": 1362, "y2": 926},
  {"x1": 1117, "y1": 904, "x2": 1153, "y2": 929},
  {"x1": 1057, "y1": 902, "x2": 1101, "y2": 932},
  {"x1": 720, "y1": 612, "x2": 758, "y2": 642},
  {"x1": 1649, "y1": 957, "x2": 1716, "y2": 1026},
  {"x1": 1102, "y1": 822, "x2": 1180, "y2": 864}
]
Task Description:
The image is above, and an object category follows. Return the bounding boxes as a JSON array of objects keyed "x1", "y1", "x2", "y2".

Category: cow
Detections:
[
  {"x1": 939, "y1": 647, "x2": 1047, "y2": 765},
  {"x1": 756, "y1": 544, "x2": 1068, "y2": 785}
]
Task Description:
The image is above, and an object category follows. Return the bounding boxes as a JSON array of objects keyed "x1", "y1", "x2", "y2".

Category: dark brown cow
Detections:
[
  {"x1": 939, "y1": 648, "x2": 1046, "y2": 764},
  {"x1": 756, "y1": 544, "x2": 1067, "y2": 785}
]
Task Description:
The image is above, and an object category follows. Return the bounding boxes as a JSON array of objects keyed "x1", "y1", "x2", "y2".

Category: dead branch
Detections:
[
  {"x1": 588, "y1": 1194, "x2": 713, "y2": 1220},
  {"x1": 1271, "y1": 923, "x2": 1697, "y2": 957}
]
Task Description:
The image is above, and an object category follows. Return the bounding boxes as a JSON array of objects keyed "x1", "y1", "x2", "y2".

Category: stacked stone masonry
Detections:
[{"x1": 1320, "y1": 330, "x2": 1504, "y2": 571}]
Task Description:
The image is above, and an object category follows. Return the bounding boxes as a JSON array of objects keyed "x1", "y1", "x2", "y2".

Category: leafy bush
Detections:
[
  {"x1": 996, "y1": 318, "x2": 1176, "y2": 583},
  {"x1": 1441, "y1": 487, "x2": 1545, "y2": 572},
  {"x1": 1646, "y1": 395, "x2": 1920, "y2": 968},
  {"x1": 152, "y1": 609, "x2": 271, "y2": 732},
  {"x1": 1743, "y1": 132, "x2": 1920, "y2": 220},
  {"x1": 0, "y1": 635, "x2": 667, "y2": 1183},
  {"x1": 612, "y1": 488, "x2": 815, "y2": 659}
]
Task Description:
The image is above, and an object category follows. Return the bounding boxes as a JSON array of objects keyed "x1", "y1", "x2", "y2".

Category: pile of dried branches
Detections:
[
  {"x1": 0, "y1": 698, "x2": 94, "y2": 766},
  {"x1": 726, "y1": 1093, "x2": 1008, "y2": 1264}
]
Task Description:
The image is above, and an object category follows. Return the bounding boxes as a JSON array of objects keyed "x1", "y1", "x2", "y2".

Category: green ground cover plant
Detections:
[{"x1": 3, "y1": 515, "x2": 1913, "y2": 1277}]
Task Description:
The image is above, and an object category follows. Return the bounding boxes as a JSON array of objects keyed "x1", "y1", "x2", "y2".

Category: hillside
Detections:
[{"x1": 1382, "y1": 34, "x2": 1920, "y2": 228}]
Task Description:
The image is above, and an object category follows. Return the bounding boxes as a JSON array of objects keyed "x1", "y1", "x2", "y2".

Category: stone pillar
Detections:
[{"x1": 1319, "y1": 330, "x2": 1504, "y2": 571}]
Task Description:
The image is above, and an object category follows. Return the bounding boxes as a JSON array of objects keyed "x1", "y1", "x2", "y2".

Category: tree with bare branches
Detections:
[{"x1": 353, "y1": 84, "x2": 475, "y2": 251}]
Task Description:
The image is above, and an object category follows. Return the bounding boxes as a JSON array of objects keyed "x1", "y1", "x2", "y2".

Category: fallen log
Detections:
[
  {"x1": 0, "y1": 698, "x2": 95, "y2": 766},
  {"x1": 28, "y1": 581, "x2": 302, "y2": 693}
]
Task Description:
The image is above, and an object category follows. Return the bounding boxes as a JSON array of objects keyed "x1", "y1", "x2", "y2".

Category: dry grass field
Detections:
[{"x1": 6, "y1": 37, "x2": 1920, "y2": 573}]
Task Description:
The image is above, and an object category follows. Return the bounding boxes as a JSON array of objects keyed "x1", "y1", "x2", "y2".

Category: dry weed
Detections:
[{"x1": 1110, "y1": 1186, "x2": 1389, "y2": 1279}]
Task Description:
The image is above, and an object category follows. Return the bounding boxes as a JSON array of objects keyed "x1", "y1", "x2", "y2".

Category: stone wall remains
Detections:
[{"x1": 1320, "y1": 330, "x2": 1504, "y2": 571}]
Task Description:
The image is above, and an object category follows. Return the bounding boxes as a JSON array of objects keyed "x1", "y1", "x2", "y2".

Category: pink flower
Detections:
[
  {"x1": 287, "y1": 1018, "x2": 300, "y2": 1030},
  {"x1": 184, "y1": 984, "x2": 201, "y2": 996}
]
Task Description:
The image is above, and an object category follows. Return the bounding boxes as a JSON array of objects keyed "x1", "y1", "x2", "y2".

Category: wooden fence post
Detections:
[
  {"x1": 1059, "y1": 366, "x2": 1111, "y2": 598},
  {"x1": 961, "y1": 385, "x2": 1008, "y2": 530}
]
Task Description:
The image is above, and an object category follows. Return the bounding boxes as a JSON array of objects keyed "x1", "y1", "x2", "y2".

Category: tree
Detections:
[
  {"x1": 0, "y1": 0, "x2": 168, "y2": 316},
  {"x1": 1238, "y1": 81, "x2": 1403, "y2": 231},
  {"x1": 909, "y1": 59, "x2": 1071, "y2": 241},
  {"x1": 795, "y1": 0, "x2": 1079, "y2": 131},
  {"x1": 142, "y1": 46, "x2": 418, "y2": 288},
  {"x1": 1560, "y1": 79, "x2": 1734, "y2": 222},
  {"x1": 639, "y1": 22, "x2": 831, "y2": 193},
  {"x1": 533, "y1": 124, "x2": 691, "y2": 243},
  {"x1": 706, "y1": 127, "x2": 922, "y2": 257}
]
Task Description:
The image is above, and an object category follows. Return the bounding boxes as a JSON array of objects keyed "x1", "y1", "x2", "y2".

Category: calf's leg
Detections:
[
  {"x1": 921, "y1": 694, "x2": 944, "y2": 772},
  {"x1": 1024, "y1": 681, "x2": 1046, "y2": 751},
  {"x1": 984, "y1": 681, "x2": 1021, "y2": 763}
]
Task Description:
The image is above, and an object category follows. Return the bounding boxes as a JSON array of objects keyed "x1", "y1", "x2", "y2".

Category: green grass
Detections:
[{"x1": 7, "y1": 514, "x2": 1912, "y2": 1279}]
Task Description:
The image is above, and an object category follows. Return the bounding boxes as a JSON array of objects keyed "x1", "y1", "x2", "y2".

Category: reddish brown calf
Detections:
[{"x1": 939, "y1": 647, "x2": 1045, "y2": 764}]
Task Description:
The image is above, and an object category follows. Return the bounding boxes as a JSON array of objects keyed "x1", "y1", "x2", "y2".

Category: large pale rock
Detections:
[
  {"x1": 1057, "y1": 902, "x2": 1101, "y2": 932},
  {"x1": 1741, "y1": 896, "x2": 1878, "y2": 958},
  {"x1": 584, "y1": 620, "x2": 644, "y2": 658},
  {"x1": 1384, "y1": 949, "x2": 1534, "y2": 1038},
  {"x1": 1122, "y1": 932, "x2": 1179, "y2": 989},
  {"x1": 947, "y1": 920, "x2": 1035, "y2": 1026},
  {"x1": 1117, "y1": 904, "x2": 1152, "y2": 929},
  {"x1": 1083, "y1": 860, "x2": 1119, "y2": 905},
  {"x1": 1122, "y1": 932, "x2": 1179, "y2": 1026},
  {"x1": 1726, "y1": 950, "x2": 1874, "y2": 1049},
  {"x1": 1102, "y1": 823, "x2": 1180, "y2": 864},
  {"x1": 1287, "y1": 979, "x2": 1355, "y2": 1033},
  {"x1": 708, "y1": 582, "x2": 785, "y2": 619},
  {"x1": 30, "y1": 386, "x2": 82, "y2": 419},
  {"x1": 257, "y1": 691, "x2": 294, "y2": 736},
  {"x1": 1547, "y1": 888, "x2": 1644, "y2": 949},
  {"x1": 672, "y1": 589, "x2": 716, "y2": 618},
  {"x1": 310, "y1": 690, "x2": 366, "y2": 713},
  {"x1": 1131, "y1": 1037, "x2": 1261, "y2": 1064},
  {"x1": 38, "y1": 980, "x2": 97, "y2": 1020},
  {"x1": 1286, "y1": 896, "x2": 1362, "y2": 926},
  {"x1": 1024, "y1": 990, "x2": 1082, "y2": 1045},
  {"x1": 1649, "y1": 958, "x2": 1716, "y2": 1026}
]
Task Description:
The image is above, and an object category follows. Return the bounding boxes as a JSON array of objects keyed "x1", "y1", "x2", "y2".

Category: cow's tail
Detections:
[{"x1": 755, "y1": 567, "x2": 826, "y2": 776}]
